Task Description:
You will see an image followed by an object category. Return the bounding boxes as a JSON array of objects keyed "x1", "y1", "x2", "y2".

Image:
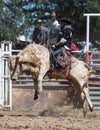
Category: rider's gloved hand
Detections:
[
  {"x1": 52, "y1": 45, "x2": 56, "y2": 50},
  {"x1": 60, "y1": 38, "x2": 67, "y2": 43}
]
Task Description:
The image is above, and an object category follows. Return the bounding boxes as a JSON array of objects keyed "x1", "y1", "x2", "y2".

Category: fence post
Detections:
[
  {"x1": 0, "y1": 41, "x2": 12, "y2": 110},
  {"x1": 0, "y1": 48, "x2": 2, "y2": 108}
]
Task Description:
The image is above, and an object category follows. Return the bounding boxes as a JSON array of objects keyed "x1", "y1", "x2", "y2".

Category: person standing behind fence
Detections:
[
  {"x1": 32, "y1": 19, "x2": 50, "y2": 47},
  {"x1": 13, "y1": 35, "x2": 27, "y2": 50}
]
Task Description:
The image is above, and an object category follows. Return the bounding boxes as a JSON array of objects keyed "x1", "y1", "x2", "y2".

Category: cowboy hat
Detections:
[
  {"x1": 37, "y1": 19, "x2": 43, "y2": 23},
  {"x1": 60, "y1": 17, "x2": 72, "y2": 24},
  {"x1": 18, "y1": 35, "x2": 26, "y2": 42}
]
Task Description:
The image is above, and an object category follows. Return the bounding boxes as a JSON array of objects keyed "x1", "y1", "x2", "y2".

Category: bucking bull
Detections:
[{"x1": 9, "y1": 42, "x2": 95, "y2": 116}]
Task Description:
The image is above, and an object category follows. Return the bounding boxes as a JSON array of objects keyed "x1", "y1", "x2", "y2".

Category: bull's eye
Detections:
[
  {"x1": 8, "y1": 61, "x2": 11, "y2": 70},
  {"x1": 9, "y1": 62, "x2": 12, "y2": 70},
  {"x1": 10, "y1": 71, "x2": 13, "y2": 76}
]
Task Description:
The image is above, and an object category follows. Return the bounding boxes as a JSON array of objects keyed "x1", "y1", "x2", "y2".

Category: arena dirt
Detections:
[
  {"x1": 0, "y1": 87, "x2": 100, "y2": 130},
  {"x1": 0, "y1": 106, "x2": 100, "y2": 130}
]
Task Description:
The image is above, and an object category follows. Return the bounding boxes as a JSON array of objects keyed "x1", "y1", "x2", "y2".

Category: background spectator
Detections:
[
  {"x1": 32, "y1": 19, "x2": 50, "y2": 47},
  {"x1": 13, "y1": 35, "x2": 27, "y2": 50}
]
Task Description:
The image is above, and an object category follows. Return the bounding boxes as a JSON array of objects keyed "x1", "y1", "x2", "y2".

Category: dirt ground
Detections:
[
  {"x1": 0, "y1": 106, "x2": 100, "y2": 130},
  {"x1": 0, "y1": 86, "x2": 100, "y2": 130}
]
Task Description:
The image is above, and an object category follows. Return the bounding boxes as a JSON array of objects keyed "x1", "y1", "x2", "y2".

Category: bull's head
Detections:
[
  {"x1": 9, "y1": 55, "x2": 21, "y2": 81},
  {"x1": 9, "y1": 55, "x2": 34, "y2": 81}
]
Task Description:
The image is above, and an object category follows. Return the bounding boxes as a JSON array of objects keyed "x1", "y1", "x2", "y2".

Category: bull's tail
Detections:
[
  {"x1": 84, "y1": 63, "x2": 96, "y2": 73},
  {"x1": 89, "y1": 69, "x2": 96, "y2": 74}
]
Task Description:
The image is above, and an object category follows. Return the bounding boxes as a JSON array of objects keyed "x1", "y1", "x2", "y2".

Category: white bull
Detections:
[{"x1": 9, "y1": 42, "x2": 95, "y2": 115}]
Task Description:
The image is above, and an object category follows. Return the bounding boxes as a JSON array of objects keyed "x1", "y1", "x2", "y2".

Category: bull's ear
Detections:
[{"x1": 16, "y1": 56, "x2": 20, "y2": 60}]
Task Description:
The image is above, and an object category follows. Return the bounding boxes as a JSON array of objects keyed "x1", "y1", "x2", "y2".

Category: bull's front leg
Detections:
[
  {"x1": 33, "y1": 66, "x2": 47, "y2": 100},
  {"x1": 33, "y1": 79, "x2": 39, "y2": 100},
  {"x1": 33, "y1": 78, "x2": 43, "y2": 100}
]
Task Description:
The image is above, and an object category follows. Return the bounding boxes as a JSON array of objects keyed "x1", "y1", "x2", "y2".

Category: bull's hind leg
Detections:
[
  {"x1": 82, "y1": 83, "x2": 93, "y2": 115},
  {"x1": 81, "y1": 92, "x2": 88, "y2": 116},
  {"x1": 83, "y1": 86, "x2": 93, "y2": 111}
]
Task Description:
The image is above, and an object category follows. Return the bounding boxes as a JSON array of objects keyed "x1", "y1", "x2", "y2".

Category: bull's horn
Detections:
[{"x1": 3, "y1": 55, "x2": 10, "y2": 58}]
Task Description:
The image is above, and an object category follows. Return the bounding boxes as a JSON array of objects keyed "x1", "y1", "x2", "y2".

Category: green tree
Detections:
[{"x1": 0, "y1": 0, "x2": 100, "y2": 49}]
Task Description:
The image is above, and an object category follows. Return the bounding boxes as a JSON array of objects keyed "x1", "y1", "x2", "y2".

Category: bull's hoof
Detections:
[
  {"x1": 34, "y1": 95, "x2": 38, "y2": 100},
  {"x1": 89, "y1": 106, "x2": 94, "y2": 112},
  {"x1": 88, "y1": 103, "x2": 94, "y2": 112},
  {"x1": 83, "y1": 110, "x2": 87, "y2": 116},
  {"x1": 34, "y1": 91, "x2": 39, "y2": 100}
]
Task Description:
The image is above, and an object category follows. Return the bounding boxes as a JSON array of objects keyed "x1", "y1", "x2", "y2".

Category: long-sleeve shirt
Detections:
[
  {"x1": 52, "y1": 20, "x2": 61, "y2": 30},
  {"x1": 52, "y1": 20, "x2": 73, "y2": 48}
]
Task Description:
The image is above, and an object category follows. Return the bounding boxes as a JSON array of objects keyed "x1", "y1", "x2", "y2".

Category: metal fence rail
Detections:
[{"x1": 88, "y1": 51, "x2": 100, "y2": 109}]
